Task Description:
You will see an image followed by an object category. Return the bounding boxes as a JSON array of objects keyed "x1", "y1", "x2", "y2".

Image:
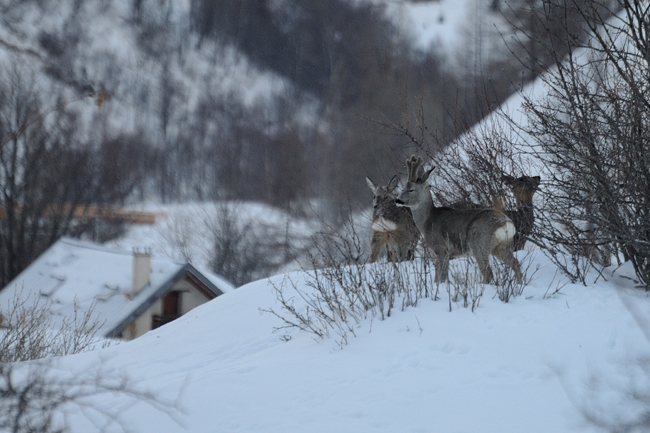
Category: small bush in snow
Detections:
[
  {"x1": 0, "y1": 290, "x2": 104, "y2": 363},
  {"x1": 264, "y1": 217, "x2": 532, "y2": 347},
  {"x1": 0, "y1": 290, "x2": 183, "y2": 433}
]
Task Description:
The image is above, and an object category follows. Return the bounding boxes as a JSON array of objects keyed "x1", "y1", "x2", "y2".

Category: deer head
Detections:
[
  {"x1": 502, "y1": 175, "x2": 541, "y2": 206},
  {"x1": 395, "y1": 155, "x2": 435, "y2": 209},
  {"x1": 366, "y1": 175, "x2": 400, "y2": 208},
  {"x1": 365, "y1": 174, "x2": 420, "y2": 263}
]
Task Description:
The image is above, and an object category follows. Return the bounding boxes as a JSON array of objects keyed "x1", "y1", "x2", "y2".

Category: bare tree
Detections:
[
  {"x1": 206, "y1": 201, "x2": 292, "y2": 286},
  {"x1": 0, "y1": 63, "x2": 143, "y2": 288},
  {"x1": 501, "y1": 0, "x2": 650, "y2": 284}
]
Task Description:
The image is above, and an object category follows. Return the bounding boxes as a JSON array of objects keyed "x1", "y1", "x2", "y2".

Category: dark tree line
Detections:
[
  {"x1": 190, "y1": 0, "x2": 402, "y2": 106},
  {"x1": 186, "y1": 0, "x2": 527, "y2": 210}
]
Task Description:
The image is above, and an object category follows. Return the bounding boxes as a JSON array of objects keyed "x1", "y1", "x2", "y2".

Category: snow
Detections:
[
  {"x1": 3, "y1": 2, "x2": 650, "y2": 431},
  {"x1": 381, "y1": 0, "x2": 512, "y2": 72},
  {"x1": 27, "y1": 249, "x2": 650, "y2": 433},
  {"x1": 384, "y1": 0, "x2": 474, "y2": 53}
]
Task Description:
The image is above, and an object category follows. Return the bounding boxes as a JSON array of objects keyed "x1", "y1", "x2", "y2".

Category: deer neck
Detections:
[
  {"x1": 409, "y1": 195, "x2": 435, "y2": 234},
  {"x1": 516, "y1": 199, "x2": 534, "y2": 218}
]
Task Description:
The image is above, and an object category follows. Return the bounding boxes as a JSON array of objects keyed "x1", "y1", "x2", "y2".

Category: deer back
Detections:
[{"x1": 424, "y1": 207, "x2": 515, "y2": 258}]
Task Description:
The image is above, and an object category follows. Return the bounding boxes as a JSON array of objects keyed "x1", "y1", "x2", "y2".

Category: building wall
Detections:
[{"x1": 124, "y1": 278, "x2": 214, "y2": 340}]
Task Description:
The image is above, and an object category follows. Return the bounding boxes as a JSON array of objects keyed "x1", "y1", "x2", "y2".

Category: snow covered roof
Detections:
[{"x1": 0, "y1": 237, "x2": 235, "y2": 338}]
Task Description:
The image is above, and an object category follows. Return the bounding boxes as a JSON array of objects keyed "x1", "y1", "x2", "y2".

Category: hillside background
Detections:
[{"x1": 0, "y1": 0, "x2": 586, "y2": 286}]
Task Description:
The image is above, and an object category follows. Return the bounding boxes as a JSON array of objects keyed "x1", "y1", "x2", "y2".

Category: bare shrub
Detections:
[
  {"x1": 264, "y1": 213, "x2": 532, "y2": 347},
  {"x1": 0, "y1": 289, "x2": 183, "y2": 432},
  {"x1": 492, "y1": 249, "x2": 539, "y2": 303},
  {"x1": 304, "y1": 212, "x2": 367, "y2": 269},
  {"x1": 442, "y1": 248, "x2": 538, "y2": 310},
  {"x1": 155, "y1": 202, "x2": 309, "y2": 287},
  {"x1": 0, "y1": 289, "x2": 105, "y2": 363},
  {"x1": 262, "y1": 217, "x2": 437, "y2": 348},
  {"x1": 206, "y1": 201, "x2": 298, "y2": 286},
  {"x1": 447, "y1": 260, "x2": 485, "y2": 312},
  {"x1": 264, "y1": 258, "x2": 439, "y2": 349},
  {"x1": 427, "y1": 118, "x2": 535, "y2": 211},
  {"x1": 155, "y1": 207, "x2": 204, "y2": 264},
  {"x1": 0, "y1": 358, "x2": 185, "y2": 433},
  {"x1": 497, "y1": 0, "x2": 650, "y2": 287}
]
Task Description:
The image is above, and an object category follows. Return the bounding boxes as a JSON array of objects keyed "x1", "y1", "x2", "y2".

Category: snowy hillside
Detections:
[
  {"x1": 7, "y1": 2, "x2": 650, "y2": 431},
  {"x1": 384, "y1": 0, "x2": 485, "y2": 51},
  {"x1": 41, "y1": 252, "x2": 650, "y2": 433},
  {"x1": 0, "y1": 0, "x2": 288, "y2": 136},
  {"x1": 382, "y1": 0, "x2": 515, "y2": 73}
]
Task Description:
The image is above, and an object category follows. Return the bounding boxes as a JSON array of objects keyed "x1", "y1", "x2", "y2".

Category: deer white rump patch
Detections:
[
  {"x1": 494, "y1": 221, "x2": 516, "y2": 244},
  {"x1": 372, "y1": 217, "x2": 398, "y2": 232}
]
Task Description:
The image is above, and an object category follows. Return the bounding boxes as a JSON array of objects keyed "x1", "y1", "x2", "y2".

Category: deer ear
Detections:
[
  {"x1": 532, "y1": 176, "x2": 541, "y2": 187},
  {"x1": 422, "y1": 167, "x2": 435, "y2": 184},
  {"x1": 387, "y1": 175, "x2": 400, "y2": 192},
  {"x1": 366, "y1": 176, "x2": 377, "y2": 192},
  {"x1": 502, "y1": 174, "x2": 514, "y2": 185}
]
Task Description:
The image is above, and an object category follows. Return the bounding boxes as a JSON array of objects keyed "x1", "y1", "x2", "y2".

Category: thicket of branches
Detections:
[
  {"x1": 264, "y1": 215, "x2": 534, "y2": 348},
  {"x1": 502, "y1": 0, "x2": 650, "y2": 287},
  {"x1": 154, "y1": 202, "x2": 309, "y2": 286},
  {"x1": 379, "y1": 0, "x2": 650, "y2": 290}
]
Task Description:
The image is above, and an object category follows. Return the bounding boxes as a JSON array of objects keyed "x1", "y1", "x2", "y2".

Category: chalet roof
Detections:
[{"x1": 0, "y1": 237, "x2": 235, "y2": 338}]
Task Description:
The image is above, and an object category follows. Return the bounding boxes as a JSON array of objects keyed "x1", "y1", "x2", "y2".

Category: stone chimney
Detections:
[{"x1": 132, "y1": 247, "x2": 151, "y2": 295}]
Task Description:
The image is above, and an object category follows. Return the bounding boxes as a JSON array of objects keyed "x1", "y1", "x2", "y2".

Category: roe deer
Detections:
[
  {"x1": 502, "y1": 175, "x2": 540, "y2": 251},
  {"x1": 366, "y1": 175, "x2": 420, "y2": 263},
  {"x1": 395, "y1": 155, "x2": 522, "y2": 284}
]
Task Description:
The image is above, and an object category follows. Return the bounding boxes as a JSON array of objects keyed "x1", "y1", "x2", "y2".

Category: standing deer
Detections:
[
  {"x1": 502, "y1": 175, "x2": 541, "y2": 251},
  {"x1": 366, "y1": 175, "x2": 420, "y2": 263},
  {"x1": 395, "y1": 155, "x2": 522, "y2": 284}
]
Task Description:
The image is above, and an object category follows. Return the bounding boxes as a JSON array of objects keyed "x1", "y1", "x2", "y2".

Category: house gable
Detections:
[
  {"x1": 107, "y1": 264, "x2": 224, "y2": 340},
  {"x1": 0, "y1": 238, "x2": 234, "y2": 341}
]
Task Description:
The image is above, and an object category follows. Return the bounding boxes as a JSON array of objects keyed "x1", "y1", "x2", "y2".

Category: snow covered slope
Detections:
[
  {"x1": 51, "y1": 252, "x2": 650, "y2": 433},
  {"x1": 382, "y1": 0, "x2": 512, "y2": 71}
]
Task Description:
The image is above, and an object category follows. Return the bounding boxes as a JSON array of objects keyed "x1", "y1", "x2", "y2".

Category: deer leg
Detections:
[
  {"x1": 406, "y1": 237, "x2": 418, "y2": 261},
  {"x1": 369, "y1": 231, "x2": 388, "y2": 263},
  {"x1": 434, "y1": 251, "x2": 450, "y2": 283},
  {"x1": 387, "y1": 234, "x2": 402, "y2": 262},
  {"x1": 493, "y1": 243, "x2": 523, "y2": 283},
  {"x1": 394, "y1": 236, "x2": 410, "y2": 262},
  {"x1": 474, "y1": 252, "x2": 494, "y2": 284}
]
